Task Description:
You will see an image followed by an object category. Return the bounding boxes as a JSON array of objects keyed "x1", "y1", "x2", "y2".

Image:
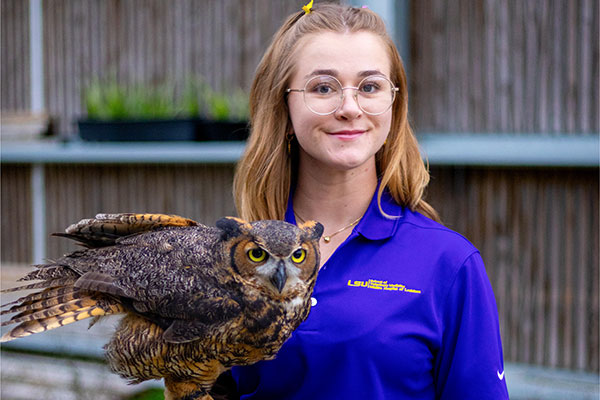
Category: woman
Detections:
[{"x1": 229, "y1": 3, "x2": 509, "y2": 399}]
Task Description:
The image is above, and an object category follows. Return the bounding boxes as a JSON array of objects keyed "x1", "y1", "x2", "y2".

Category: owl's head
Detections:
[{"x1": 216, "y1": 217, "x2": 323, "y2": 298}]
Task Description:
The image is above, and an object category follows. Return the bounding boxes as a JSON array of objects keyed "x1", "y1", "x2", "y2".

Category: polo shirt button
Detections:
[{"x1": 311, "y1": 297, "x2": 317, "y2": 307}]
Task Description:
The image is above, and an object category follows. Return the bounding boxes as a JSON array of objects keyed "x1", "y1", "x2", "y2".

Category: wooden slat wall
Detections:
[
  {"x1": 410, "y1": 0, "x2": 599, "y2": 134},
  {"x1": 426, "y1": 167, "x2": 599, "y2": 372},
  {"x1": 0, "y1": 166, "x2": 32, "y2": 263},
  {"x1": 40, "y1": 0, "x2": 301, "y2": 136},
  {"x1": 1, "y1": 164, "x2": 235, "y2": 263},
  {"x1": 1, "y1": 0, "x2": 30, "y2": 111},
  {"x1": 42, "y1": 164, "x2": 237, "y2": 260}
]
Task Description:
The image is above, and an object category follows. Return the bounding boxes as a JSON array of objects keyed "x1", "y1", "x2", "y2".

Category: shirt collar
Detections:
[
  {"x1": 285, "y1": 181, "x2": 403, "y2": 241},
  {"x1": 354, "y1": 183, "x2": 403, "y2": 241}
]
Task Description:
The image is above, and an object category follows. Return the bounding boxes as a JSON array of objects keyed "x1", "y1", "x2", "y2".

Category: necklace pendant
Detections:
[{"x1": 323, "y1": 236, "x2": 331, "y2": 243}]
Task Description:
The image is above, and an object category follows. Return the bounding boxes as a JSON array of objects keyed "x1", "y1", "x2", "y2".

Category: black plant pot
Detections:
[
  {"x1": 78, "y1": 118, "x2": 198, "y2": 142},
  {"x1": 198, "y1": 120, "x2": 249, "y2": 141}
]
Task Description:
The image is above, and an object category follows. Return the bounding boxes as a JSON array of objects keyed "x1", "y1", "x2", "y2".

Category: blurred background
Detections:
[{"x1": 1, "y1": 0, "x2": 598, "y2": 399}]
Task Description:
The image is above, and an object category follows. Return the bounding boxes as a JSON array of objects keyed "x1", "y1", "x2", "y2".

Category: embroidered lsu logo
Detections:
[{"x1": 347, "y1": 279, "x2": 422, "y2": 294}]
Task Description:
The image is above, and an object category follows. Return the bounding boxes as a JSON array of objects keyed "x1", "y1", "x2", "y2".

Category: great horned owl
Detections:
[{"x1": 1, "y1": 213, "x2": 323, "y2": 400}]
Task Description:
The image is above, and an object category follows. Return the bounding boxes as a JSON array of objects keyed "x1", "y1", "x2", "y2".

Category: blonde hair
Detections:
[{"x1": 234, "y1": 4, "x2": 439, "y2": 222}]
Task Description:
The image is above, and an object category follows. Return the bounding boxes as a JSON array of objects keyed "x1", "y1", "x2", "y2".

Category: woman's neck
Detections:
[
  {"x1": 293, "y1": 156, "x2": 377, "y2": 266},
  {"x1": 293, "y1": 157, "x2": 378, "y2": 227}
]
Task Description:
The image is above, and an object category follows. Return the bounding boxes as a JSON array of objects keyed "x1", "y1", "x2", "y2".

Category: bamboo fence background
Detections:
[
  {"x1": 410, "y1": 0, "x2": 599, "y2": 134},
  {"x1": 1, "y1": 0, "x2": 30, "y2": 111},
  {"x1": 1, "y1": 0, "x2": 598, "y2": 373}
]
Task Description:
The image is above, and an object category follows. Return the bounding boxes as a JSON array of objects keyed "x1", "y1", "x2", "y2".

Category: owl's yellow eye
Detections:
[
  {"x1": 291, "y1": 248, "x2": 306, "y2": 263},
  {"x1": 248, "y1": 248, "x2": 267, "y2": 263}
]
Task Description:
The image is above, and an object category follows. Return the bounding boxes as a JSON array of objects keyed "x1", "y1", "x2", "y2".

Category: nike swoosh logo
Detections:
[{"x1": 497, "y1": 370, "x2": 505, "y2": 380}]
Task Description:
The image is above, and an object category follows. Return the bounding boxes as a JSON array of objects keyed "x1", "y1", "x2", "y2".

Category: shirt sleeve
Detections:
[{"x1": 434, "y1": 252, "x2": 510, "y2": 399}]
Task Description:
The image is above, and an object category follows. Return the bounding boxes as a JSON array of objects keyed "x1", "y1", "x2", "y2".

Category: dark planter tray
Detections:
[
  {"x1": 78, "y1": 118, "x2": 198, "y2": 142},
  {"x1": 78, "y1": 119, "x2": 249, "y2": 142},
  {"x1": 199, "y1": 120, "x2": 249, "y2": 141}
]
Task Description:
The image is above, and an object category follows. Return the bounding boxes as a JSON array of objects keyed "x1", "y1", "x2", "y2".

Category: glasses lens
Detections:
[
  {"x1": 356, "y1": 76, "x2": 395, "y2": 115},
  {"x1": 303, "y1": 75, "x2": 342, "y2": 115}
]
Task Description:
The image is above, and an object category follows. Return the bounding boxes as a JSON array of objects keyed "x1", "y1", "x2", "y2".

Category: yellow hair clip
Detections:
[{"x1": 302, "y1": 0, "x2": 314, "y2": 14}]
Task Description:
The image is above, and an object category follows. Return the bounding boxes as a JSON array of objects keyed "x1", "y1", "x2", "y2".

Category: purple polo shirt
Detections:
[{"x1": 232, "y1": 187, "x2": 509, "y2": 399}]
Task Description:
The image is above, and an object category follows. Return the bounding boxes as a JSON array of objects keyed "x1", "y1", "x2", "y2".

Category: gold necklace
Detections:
[{"x1": 294, "y1": 211, "x2": 362, "y2": 243}]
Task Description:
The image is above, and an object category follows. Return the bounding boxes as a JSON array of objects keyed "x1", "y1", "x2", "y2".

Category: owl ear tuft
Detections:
[
  {"x1": 299, "y1": 221, "x2": 324, "y2": 241},
  {"x1": 216, "y1": 217, "x2": 252, "y2": 239}
]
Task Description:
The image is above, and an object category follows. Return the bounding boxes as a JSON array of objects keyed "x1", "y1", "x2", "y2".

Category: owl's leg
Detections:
[
  {"x1": 163, "y1": 379, "x2": 212, "y2": 400},
  {"x1": 164, "y1": 359, "x2": 226, "y2": 400}
]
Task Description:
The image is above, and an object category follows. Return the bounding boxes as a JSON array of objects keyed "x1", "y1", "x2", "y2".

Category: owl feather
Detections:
[{"x1": 1, "y1": 213, "x2": 323, "y2": 400}]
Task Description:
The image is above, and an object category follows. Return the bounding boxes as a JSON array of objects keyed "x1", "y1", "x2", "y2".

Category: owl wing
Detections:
[
  {"x1": 2, "y1": 224, "x2": 241, "y2": 344},
  {"x1": 54, "y1": 213, "x2": 198, "y2": 248},
  {"x1": 68, "y1": 226, "x2": 244, "y2": 343},
  {"x1": 159, "y1": 296, "x2": 242, "y2": 343},
  {"x1": 75, "y1": 269, "x2": 242, "y2": 343}
]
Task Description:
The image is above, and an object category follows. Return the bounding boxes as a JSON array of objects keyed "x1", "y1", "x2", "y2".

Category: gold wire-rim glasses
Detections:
[{"x1": 286, "y1": 74, "x2": 399, "y2": 116}]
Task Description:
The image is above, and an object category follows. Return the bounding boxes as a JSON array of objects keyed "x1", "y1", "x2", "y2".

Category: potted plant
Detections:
[
  {"x1": 78, "y1": 78, "x2": 203, "y2": 141},
  {"x1": 198, "y1": 87, "x2": 250, "y2": 141}
]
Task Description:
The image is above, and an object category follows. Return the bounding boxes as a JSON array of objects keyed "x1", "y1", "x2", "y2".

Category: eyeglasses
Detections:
[{"x1": 286, "y1": 74, "x2": 399, "y2": 116}]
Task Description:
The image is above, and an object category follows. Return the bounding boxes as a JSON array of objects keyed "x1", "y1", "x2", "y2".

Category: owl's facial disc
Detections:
[{"x1": 234, "y1": 232, "x2": 317, "y2": 297}]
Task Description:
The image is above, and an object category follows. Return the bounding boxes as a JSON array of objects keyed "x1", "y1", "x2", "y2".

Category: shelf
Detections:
[
  {"x1": 1, "y1": 134, "x2": 598, "y2": 167},
  {"x1": 0, "y1": 140, "x2": 246, "y2": 164},
  {"x1": 418, "y1": 133, "x2": 599, "y2": 167}
]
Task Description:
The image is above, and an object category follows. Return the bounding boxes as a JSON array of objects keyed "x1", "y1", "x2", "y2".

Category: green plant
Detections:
[
  {"x1": 205, "y1": 87, "x2": 249, "y2": 121},
  {"x1": 83, "y1": 78, "x2": 199, "y2": 120},
  {"x1": 83, "y1": 77, "x2": 249, "y2": 121},
  {"x1": 84, "y1": 80, "x2": 130, "y2": 120}
]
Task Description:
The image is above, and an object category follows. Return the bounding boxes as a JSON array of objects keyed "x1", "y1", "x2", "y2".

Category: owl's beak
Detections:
[{"x1": 270, "y1": 261, "x2": 287, "y2": 293}]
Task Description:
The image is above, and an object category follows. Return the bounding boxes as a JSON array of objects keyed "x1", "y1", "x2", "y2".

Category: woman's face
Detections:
[{"x1": 287, "y1": 31, "x2": 393, "y2": 172}]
